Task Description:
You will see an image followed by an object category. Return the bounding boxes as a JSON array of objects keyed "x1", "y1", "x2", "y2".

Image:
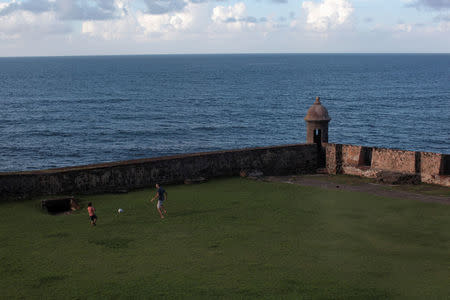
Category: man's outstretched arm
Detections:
[{"x1": 151, "y1": 192, "x2": 159, "y2": 202}]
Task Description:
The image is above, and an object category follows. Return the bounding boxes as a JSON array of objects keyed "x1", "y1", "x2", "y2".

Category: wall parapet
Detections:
[
  {"x1": 0, "y1": 144, "x2": 318, "y2": 200},
  {"x1": 324, "y1": 143, "x2": 450, "y2": 187},
  {"x1": 2, "y1": 142, "x2": 447, "y2": 200}
]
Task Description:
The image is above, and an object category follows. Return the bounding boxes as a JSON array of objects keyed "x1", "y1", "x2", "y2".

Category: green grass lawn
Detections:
[
  {"x1": 306, "y1": 174, "x2": 450, "y2": 197},
  {"x1": 1, "y1": 178, "x2": 449, "y2": 299}
]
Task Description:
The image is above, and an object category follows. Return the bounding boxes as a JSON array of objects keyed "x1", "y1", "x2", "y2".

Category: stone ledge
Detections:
[
  {"x1": 375, "y1": 171, "x2": 421, "y2": 185},
  {"x1": 342, "y1": 166, "x2": 421, "y2": 185}
]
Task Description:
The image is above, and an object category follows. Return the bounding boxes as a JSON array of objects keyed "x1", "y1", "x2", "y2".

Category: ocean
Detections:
[{"x1": 0, "y1": 54, "x2": 449, "y2": 172}]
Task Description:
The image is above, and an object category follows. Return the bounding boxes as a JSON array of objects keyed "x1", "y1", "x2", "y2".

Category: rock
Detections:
[
  {"x1": 70, "y1": 198, "x2": 80, "y2": 211},
  {"x1": 376, "y1": 171, "x2": 421, "y2": 185},
  {"x1": 247, "y1": 170, "x2": 264, "y2": 179}
]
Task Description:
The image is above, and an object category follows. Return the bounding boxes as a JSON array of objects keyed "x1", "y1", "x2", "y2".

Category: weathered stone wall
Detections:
[
  {"x1": 420, "y1": 152, "x2": 441, "y2": 175},
  {"x1": 325, "y1": 143, "x2": 450, "y2": 187},
  {"x1": 371, "y1": 148, "x2": 416, "y2": 173},
  {"x1": 324, "y1": 143, "x2": 338, "y2": 174},
  {"x1": 0, "y1": 144, "x2": 318, "y2": 200},
  {"x1": 342, "y1": 144, "x2": 362, "y2": 167},
  {"x1": 420, "y1": 152, "x2": 450, "y2": 187},
  {"x1": 339, "y1": 145, "x2": 370, "y2": 177}
]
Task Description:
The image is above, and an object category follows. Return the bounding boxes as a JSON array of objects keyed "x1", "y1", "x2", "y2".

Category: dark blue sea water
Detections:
[{"x1": 0, "y1": 54, "x2": 449, "y2": 172}]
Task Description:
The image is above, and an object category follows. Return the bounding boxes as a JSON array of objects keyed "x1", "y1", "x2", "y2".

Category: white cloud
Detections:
[
  {"x1": 137, "y1": 7, "x2": 193, "y2": 33},
  {"x1": 0, "y1": 0, "x2": 449, "y2": 55},
  {"x1": 0, "y1": 2, "x2": 9, "y2": 11},
  {"x1": 0, "y1": 0, "x2": 119, "y2": 20},
  {"x1": 302, "y1": 0, "x2": 354, "y2": 31},
  {"x1": 211, "y1": 3, "x2": 253, "y2": 31},
  {"x1": 210, "y1": 3, "x2": 276, "y2": 33},
  {"x1": 0, "y1": 9, "x2": 70, "y2": 40},
  {"x1": 395, "y1": 23, "x2": 413, "y2": 32},
  {"x1": 82, "y1": 15, "x2": 139, "y2": 40},
  {"x1": 369, "y1": 19, "x2": 450, "y2": 38},
  {"x1": 81, "y1": 1, "x2": 199, "y2": 40},
  {"x1": 437, "y1": 20, "x2": 450, "y2": 31},
  {"x1": 211, "y1": 3, "x2": 247, "y2": 24},
  {"x1": 413, "y1": 20, "x2": 450, "y2": 33}
]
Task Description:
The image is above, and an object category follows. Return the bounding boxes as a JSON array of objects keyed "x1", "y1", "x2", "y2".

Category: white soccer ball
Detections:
[{"x1": 118, "y1": 208, "x2": 123, "y2": 213}]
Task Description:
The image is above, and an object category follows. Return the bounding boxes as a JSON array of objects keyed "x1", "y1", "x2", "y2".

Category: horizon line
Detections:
[{"x1": 1, "y1": 52, "x2": 450, "y2": 59}]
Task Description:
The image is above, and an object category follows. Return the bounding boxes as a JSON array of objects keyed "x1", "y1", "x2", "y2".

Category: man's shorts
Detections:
[
  {"x1": 90, "y1": 214, "x2": 97, "y2": 221},
  {"x1": 157, "y1": 200, "x2": 164, "y2": 209}
]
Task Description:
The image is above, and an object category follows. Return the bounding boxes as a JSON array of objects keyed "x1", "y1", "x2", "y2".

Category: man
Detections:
[{"x1": 151, "y1": 183, "x2": 168, "y2": 219}]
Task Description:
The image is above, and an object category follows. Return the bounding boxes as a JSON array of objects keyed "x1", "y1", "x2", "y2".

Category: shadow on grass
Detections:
[
  {"x1": 45, "y1": 232, "x2": 70, "y2": 238},
  {"x1": 172, "y1": 207, "x2": 229, "y2": 218},
  {"x1": 33, "y1": 275, "x2": 67, "y2": 288},
  {"x1": 89, "y1": 238, "x2": 134, "y2": 249},
  {"x1": 0, "y1": 259, "x2": 24, "y2": 275}
]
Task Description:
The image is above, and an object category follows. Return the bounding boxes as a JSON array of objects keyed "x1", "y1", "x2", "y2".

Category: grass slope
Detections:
[{"x1": 0, "y1": 178, "x2": 449, "y2": 299}]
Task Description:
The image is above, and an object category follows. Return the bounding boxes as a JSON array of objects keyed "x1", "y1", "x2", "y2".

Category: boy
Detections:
[
  {"x1": 151, "y1": 183, "x2": 167, "y2": 219},
  {"x1": 87, "y1": 202, "x2": 97, "y2": 226}
]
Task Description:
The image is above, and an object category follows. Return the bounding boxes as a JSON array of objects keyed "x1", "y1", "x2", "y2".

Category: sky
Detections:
[{"x1": 0, "y1": 0, "x2": 449, "y2": 56}]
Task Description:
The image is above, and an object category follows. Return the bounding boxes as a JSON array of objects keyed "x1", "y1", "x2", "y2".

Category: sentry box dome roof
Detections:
[{"x1": 304, "y1": 97, "x2": 331, "y2": 122}]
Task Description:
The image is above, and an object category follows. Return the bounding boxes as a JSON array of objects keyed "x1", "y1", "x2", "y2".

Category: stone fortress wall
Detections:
[
  {"x1": 0, "y1": 144, "x2": 318, "y2": 199},
  {"x1": 325, "y1": 143, "x2": 450, "y2": 187},
  {"x1": 0, "y1": 97, "x2": 448, "y2": 200}
]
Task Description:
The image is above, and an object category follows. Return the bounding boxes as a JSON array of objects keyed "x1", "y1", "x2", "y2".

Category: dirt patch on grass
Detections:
[{"x1": 264, "y1": 175, "x2": 450, "y2": 205}]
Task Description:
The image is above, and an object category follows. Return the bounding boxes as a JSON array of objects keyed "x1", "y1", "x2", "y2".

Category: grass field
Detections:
[
  {"x1": 0, "y1": 178, "x2": 449, "y2": 299},
  {"x1": 305, "y1": 174, "x2": 450, "y2": 197}
]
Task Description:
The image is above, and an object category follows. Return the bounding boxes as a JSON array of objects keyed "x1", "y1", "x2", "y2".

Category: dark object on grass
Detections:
[
  {"x1": 41, "y1": 197, "x2": 79, "y2": 214},
  {"x1": 184, "y1": 177, "x2": 208, "y2": 184}
]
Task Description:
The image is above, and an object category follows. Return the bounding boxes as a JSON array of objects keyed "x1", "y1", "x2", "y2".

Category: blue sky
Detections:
[{"x1": 0, "y1": 0, "x2": 449, "y2": 56}]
